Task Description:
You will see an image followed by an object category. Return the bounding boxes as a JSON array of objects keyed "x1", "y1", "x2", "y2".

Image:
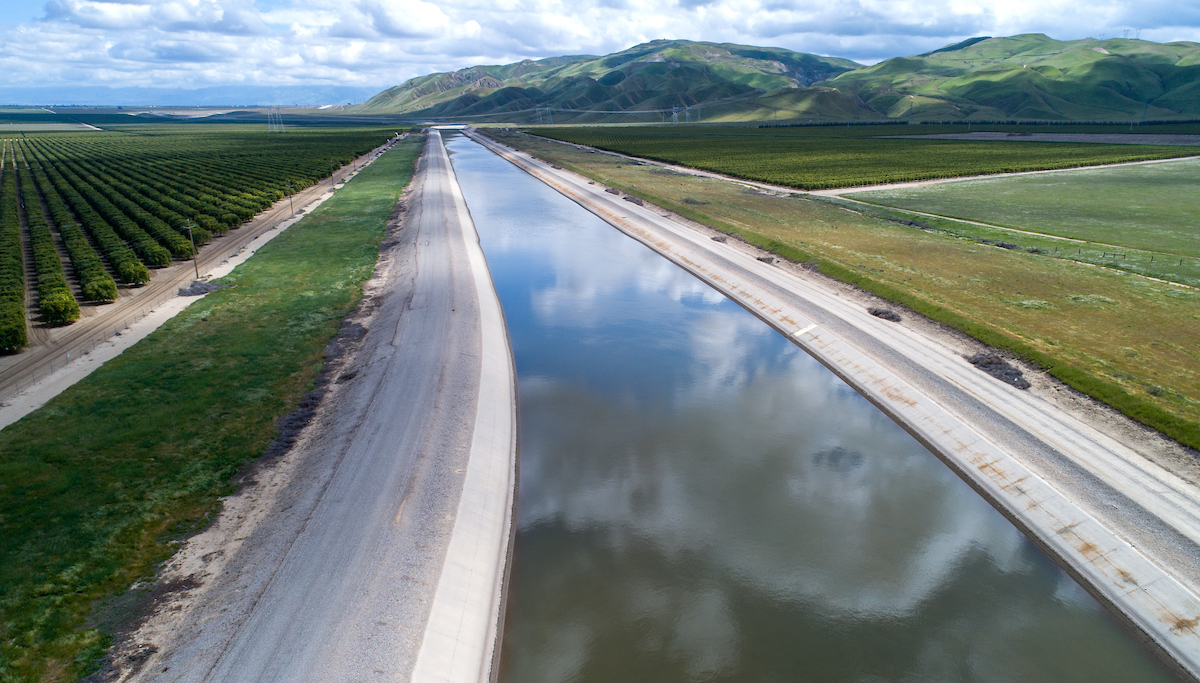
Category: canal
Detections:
[{"x1": 443, "y1": 134, "x2": 1175, "y2": 682}]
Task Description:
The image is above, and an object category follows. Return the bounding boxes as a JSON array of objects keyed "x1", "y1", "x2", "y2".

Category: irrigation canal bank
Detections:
[
  {"x1": 119, "y1": 131, "x2": 517, "y2": 682},
  {"x1": 446, "y1": 131, "x2": 1191, "y2": 680}
]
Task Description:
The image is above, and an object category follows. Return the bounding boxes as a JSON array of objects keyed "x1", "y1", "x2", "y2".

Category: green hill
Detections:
[
  {"x1": 829, "y1": 34, "x2": 1200, "y2": 121},
  {"x1": 354, "y1": 40, "x2": 863, "y2": 122},
  {"x1": 358, "y1": 35, "x2": 1200, "y2": 123}
]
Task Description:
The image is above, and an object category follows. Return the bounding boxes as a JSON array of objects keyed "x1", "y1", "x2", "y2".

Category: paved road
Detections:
[
  {"x1": 470, "y1": 129, "x2": 1200, "y2": 679},
  {"x1": 0, "y1": 137, "x2": 399, "y2": 402},
  {"x1": 127, "y1": 131, "x2": 505, "y2": 682}
]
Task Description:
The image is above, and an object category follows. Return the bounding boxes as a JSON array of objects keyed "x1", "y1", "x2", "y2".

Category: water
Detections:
[{"x1": 443, "y1": 135, "x2": 1176, "y2": 682}]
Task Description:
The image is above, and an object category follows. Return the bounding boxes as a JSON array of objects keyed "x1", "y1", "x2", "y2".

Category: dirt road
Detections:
[
  {"x1": 0, "y1": 137, "x2": 400, "y2": 403},
  {"x1": 114, "y1": 131, "x2": 515, "y2": 683},
  {"x1": 469, "y1": 129, "x2": 1200, "y2": 680}
]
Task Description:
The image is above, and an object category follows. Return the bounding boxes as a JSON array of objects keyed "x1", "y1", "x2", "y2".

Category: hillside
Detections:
[
  {"x1": 829, "y1": 34, "x2": 1200, "y2": 121},
  {"x1": 359, "y1": 35, "x2": 1200, "y2": 123},
  {"x1": 355, "y1": 40, "x2": 864, "y2": 122}
]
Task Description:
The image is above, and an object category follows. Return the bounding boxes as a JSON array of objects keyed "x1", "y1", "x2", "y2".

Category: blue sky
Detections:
[{"x1": 0, "y1": 0, "x2": 1197, "y2": 92}]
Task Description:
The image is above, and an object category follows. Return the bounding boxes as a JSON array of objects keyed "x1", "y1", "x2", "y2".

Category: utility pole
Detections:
[
  {"x1": 184, "y1": 221, "x2": 199, "y2": 280},
  {"x1": 287, "y1": 180, "x2": 294, "y2": 216}
]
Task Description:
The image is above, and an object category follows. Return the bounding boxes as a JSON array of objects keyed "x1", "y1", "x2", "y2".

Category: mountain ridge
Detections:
[
  {"x1": 358, "y1": 35, "x2": 1200, "y2": 123},
  {"x1": 355, "y1": 39, "x2": 863, "y2": 122}
]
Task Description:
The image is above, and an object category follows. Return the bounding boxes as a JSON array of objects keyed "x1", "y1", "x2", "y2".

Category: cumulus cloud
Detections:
[{"x1": 0, "y1": 0, "x2": 1197, "y2": 90}]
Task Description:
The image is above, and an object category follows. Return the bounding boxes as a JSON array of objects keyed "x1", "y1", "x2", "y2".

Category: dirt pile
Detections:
[
  {"x1": 968, "y1": 352, "x2": 1031, "y2": 389},
  {"x1": 177, "y1": 281, "x2": 228, "y2": 297},
  {"x1": 868, "y1": 307, "x2": 901, "y2": 322}
]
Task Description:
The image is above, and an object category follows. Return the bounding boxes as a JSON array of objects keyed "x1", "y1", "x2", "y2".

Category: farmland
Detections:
[
  {"x1": 851, "y1": 157, "x2": 1200, "y2": 258},
  {"x1": 0, "y1": 127, "x2": 392, "y2": 350},
  {"x1": 486, "y1": 129, "x2": 1200, "y2": 450},
  {"x1": 0, "y1": 134, "x2": 422, "y2": 683},
  {"x1": 529, "y1": 125, "x2": 1199, "y2": 189}
]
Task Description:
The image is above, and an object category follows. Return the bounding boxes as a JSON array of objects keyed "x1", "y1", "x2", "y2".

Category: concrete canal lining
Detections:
[
  {"x1": 412, "y1": 129, "x2": 519, "y2": 683},
  {"x1": 467, "y1": 128, "x2": 1200, "y2": 680}
]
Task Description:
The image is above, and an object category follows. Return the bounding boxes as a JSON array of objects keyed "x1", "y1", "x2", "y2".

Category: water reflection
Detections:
[{"x1": 444, "y1": 135, "x2": 1175, "y2": 682}]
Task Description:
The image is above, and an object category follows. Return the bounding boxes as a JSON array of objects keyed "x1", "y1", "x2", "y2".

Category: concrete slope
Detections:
[
  {"x1": 129, "y1": 131, "x2": 516, "y2": 683},
  {"x1": 467, "y1": 129, "x2": 1200, "y2": 680}
]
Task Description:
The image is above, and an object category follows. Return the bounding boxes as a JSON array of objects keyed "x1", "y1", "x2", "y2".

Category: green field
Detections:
[
  {"x1": 851, "y1": 158, "x2": 1200, "y2": 258},
  {"x1": 529, "y1": 126, "x2": 1197, "y2": 189},
  {"x1": 0, "y1": 135, "x2": 421, "y2": 683}
]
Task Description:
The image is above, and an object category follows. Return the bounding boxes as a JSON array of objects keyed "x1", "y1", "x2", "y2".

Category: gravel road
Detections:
[{"x1": 116, "y1": 132, "x2": 496, "y2": 682}]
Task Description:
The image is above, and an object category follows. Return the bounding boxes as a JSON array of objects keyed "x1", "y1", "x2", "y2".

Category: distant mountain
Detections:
[
  {"x1": 360, "y1": 35, "x2": 1200, "y2": 123},
  {"x1": 355, "y1": 40, "x2": 864, "y2": 122},
  {"x1": 0, "y1": 85, "x2": 381, "y2": 107},
  {"x1": 828, "y1": 34, "x2": 1200, "y2": 121}
]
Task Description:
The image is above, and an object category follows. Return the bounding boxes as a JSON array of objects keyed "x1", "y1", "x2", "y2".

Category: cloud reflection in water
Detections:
[{"x1": 443, "y1": 135, "x2": 1173, "y2": 683}]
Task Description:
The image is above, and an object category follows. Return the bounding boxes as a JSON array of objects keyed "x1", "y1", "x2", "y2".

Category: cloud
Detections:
[
  {"x1": 0, "y1": 0, "x2": 1198, "y2": 91},
  {"x1": 44, "y1": 0, "x2": 268, "y2": 34}
]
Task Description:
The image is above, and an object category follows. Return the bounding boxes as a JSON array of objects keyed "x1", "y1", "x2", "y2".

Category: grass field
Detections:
[
  {"x1": 851, "y1": 158, "x2": 1200, "y2": 258},
  {"x1": 814, "y1": 195, "x2": 1200, "y2": 289},
  {"x1": 488, "y1": 129, "x2": 1200, "y2": 450},
  {"x1": 0, "y1": 135, "x2": 421, "y2": 683},
  {"x1": 530, "y1": 126, "x2": 1198, "y2": 189}
]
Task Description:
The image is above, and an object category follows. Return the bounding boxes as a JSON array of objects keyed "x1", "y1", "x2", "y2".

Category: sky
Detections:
[{"x1": 0, "y1": 0, "x2": 1198, "y2": 93}]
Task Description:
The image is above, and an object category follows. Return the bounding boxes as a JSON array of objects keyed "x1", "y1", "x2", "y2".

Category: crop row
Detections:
[
  {"x1": 25, "y1": 143, "x2": 152, "y2": 285},
  {"x1": 531, "y1": 127, "x2": 1197, "y2": 190},
  {"x1": 14, "y1": 147, "x2": 80, "y2": 324},
  {"x1": 0, "y1": 128, "x2": 390, "y2": 350},
  {"x1": 51, "y1": 153, "x2": 198, "y2": 257},
  {"x1": 22, "y1": 148, "x2": 118, "y2": 302},
  {"x1": 48, "y1": 154, "x2": 172, "y2": 266},
  {"x1": 32, "y1": 129, "x2": 385, "y2": 241},
  {"x1": 0, "y1": 144, "x2": 27, "y2": 351}
]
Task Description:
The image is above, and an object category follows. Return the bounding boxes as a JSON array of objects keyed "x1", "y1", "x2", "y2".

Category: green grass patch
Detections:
[
  {"x1": 851, "y1": 157, "x2": 1200, "y2": 258},
  {"x1": 813, "y1": 194, "x2": 1200, "y2": 288},
  {"x1": 0, "y1": 136, "x2": 422, "y2": 683},
  {"x1": 530, "y1": 126, "x2": 1197, "y2": 189}
]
